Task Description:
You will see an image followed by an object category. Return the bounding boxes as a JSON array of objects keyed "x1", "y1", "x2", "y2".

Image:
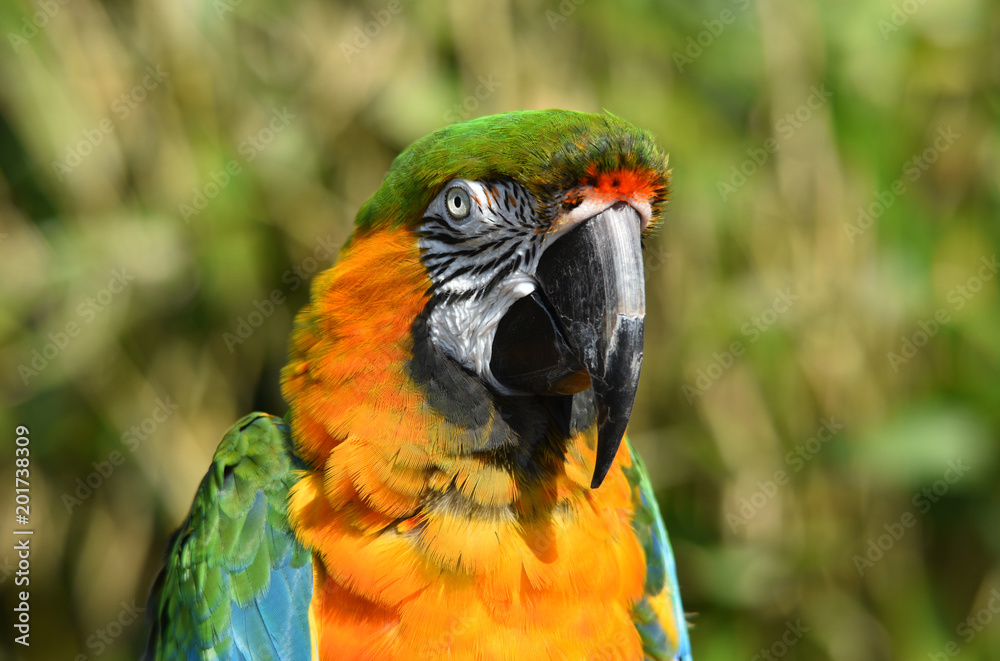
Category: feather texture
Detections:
[
  {"x1": 281, "y1": 222, "x2": 691, "y2": 659},
  {"x1": 149, "y1": 110, "x2": 690, "y2": 660},
  {"x1": 144, "y1": 413, "x2": 313, "y2": 661}
]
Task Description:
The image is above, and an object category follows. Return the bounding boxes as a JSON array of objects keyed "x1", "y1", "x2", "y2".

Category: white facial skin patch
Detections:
[
  {"x1": 418, "y1": 179, "x2": 546, "y2": 394},
  {"x1": 417, "y1": 177, "x2": 644, "y2": 395}
]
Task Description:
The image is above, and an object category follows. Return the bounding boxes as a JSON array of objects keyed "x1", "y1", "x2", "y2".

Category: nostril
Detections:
[{"x1": 561, "y1": 198, "x2": 583, "y2": 213}]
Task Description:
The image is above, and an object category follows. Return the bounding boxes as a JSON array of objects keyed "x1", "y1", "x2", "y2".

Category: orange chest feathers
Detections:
[{"x1": 282, "y1": 227, "x2": 649, "y2": 660}]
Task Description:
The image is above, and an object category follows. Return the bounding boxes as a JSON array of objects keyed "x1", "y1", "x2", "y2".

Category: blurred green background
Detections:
[{"x1": 1, "y1": 0, "x2": 999, "y2": 659}]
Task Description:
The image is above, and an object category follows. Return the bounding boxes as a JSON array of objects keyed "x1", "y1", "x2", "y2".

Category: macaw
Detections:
[{"x1": 144, "y1": 109, "x2": 692, "y2": 661}]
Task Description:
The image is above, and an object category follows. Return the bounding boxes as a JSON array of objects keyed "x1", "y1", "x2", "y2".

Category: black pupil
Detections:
[{"x1": 452, "y1": 195, "x2": 462, "y2": 208}]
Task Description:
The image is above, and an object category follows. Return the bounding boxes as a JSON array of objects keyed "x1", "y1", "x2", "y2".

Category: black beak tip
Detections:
[
  {"x1": 590, "y1": 468, "x2": 610, "y2": 489},
  {"x1": 531, "y1": 203, "x2": 646, "y2": 490},
  {"x1": 590, "y1": 415, "x2": 628, "y2": 488}
]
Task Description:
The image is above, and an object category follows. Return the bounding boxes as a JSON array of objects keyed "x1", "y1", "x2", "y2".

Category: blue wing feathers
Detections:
[
  {"x1": 624, "y1": 441, "x2": 693, "y2": 661},
  {"x1": 147, "y1": 416, "x2": 689, "y2": 660},
  {"x1": 230, "y1": 556, "x2": 314, "y2": 661},
  {"x1": 144, "y1": 413, "x2": 313, "y2": 661}
]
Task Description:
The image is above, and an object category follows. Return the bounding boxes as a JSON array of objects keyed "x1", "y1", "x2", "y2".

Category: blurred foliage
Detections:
[{"x1": 1, "y1": 0, "x2": 999, "y2": 659}]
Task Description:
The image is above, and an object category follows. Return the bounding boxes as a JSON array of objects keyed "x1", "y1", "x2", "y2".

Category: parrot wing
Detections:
[
  {"x1": 144, "y1": 412, "x2": 313, "y2": 661},
  {"x1": 624, "y1": 439, "x2": 693, "y2": 661}
]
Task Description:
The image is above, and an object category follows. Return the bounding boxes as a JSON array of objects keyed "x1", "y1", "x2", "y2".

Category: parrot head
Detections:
[
  {"x1": 353, "y1": 109, "x2": 670, "y2": 487},
  {"x1": 149, "y1": 110, "x2": 687, "y2": 661},
  {"x1": 279, "y1": 110, "x2": 686, "y2": 659}
]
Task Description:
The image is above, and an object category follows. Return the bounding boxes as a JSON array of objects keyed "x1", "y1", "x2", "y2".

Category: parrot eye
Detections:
[{"x1": 445, "y1": 187, "x2": 472, "y2": 221}]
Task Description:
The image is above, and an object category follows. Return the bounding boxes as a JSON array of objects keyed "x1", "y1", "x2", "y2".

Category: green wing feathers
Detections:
[
  {"x1": 624, "y1": 440, "x2": 692, "y2": 661},
  {"x1": 144, "y1": 413, "x2": 314, "y2": 661}
]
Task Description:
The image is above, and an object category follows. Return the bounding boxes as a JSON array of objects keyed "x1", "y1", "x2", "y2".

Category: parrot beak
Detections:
[{"x1": 490, "y1": 202, "x2": 646, "y2": 488}]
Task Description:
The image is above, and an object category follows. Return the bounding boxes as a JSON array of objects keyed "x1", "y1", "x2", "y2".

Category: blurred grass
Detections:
[{"x1": 1, "y1": 0, "x2": 999, "y2": 659}]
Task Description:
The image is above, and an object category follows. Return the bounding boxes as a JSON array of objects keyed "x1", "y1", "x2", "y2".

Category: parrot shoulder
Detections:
[
  {"x1": 144, "y1": 412, "x2": 313, "y2": 661},
  {"x1": 623, "y1": 439, "x2": 693, "y2": 661}
]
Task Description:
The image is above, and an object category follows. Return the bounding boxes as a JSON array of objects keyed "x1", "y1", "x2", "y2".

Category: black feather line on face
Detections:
[
  {"x1": 418, "y1": 178, "x2": 545, "y2": 299},
  {"x1": 406, "y1": 301, "x2": 582, "y2": 478}
]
